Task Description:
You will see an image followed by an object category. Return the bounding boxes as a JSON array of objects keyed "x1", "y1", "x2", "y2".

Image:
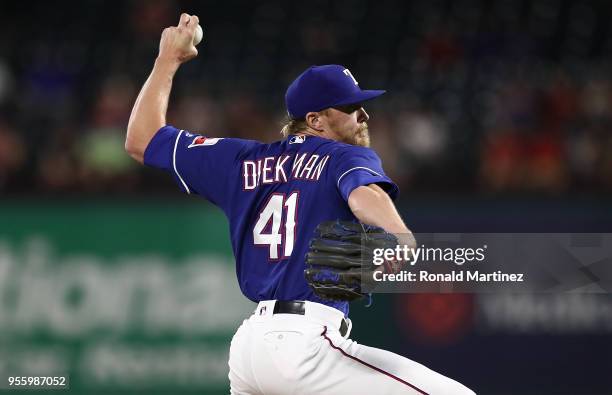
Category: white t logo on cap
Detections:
[{"x1": 343, "y1": 69, "x2": 359, "y2": 85}]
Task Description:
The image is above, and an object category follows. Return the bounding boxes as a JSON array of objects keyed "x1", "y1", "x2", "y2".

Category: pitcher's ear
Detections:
[{"x1": 306, "y1": 111, "x2": 324, "y2": 131}]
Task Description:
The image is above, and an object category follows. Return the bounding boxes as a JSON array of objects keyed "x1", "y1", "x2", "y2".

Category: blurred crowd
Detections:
[{"x1": 0, "y1": 0, "x2": 611, "y2": 196}]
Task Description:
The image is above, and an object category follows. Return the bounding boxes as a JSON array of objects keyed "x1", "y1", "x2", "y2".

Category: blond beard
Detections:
[{"x1": 348, "y1": 123, "x2": 370, "y2": 147}]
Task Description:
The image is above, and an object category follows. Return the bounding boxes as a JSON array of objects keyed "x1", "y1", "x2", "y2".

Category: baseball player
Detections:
[{"x1": 126, "y1": 13, "x2": 475, "y2": 395}]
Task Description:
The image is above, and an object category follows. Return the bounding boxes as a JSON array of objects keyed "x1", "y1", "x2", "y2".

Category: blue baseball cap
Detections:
[{"x1": 285, "y1": 65, "x2": 386, "y2": 119}]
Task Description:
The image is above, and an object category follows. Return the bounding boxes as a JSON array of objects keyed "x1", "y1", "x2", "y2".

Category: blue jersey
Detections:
[{"x1": 144, "y1": 125, "x2": 398, "y2": 316}]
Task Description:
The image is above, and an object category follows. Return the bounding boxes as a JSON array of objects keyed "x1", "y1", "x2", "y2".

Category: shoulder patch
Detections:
[{"x1": 188, "y1": 136, "x2": 224, "y2": 148}]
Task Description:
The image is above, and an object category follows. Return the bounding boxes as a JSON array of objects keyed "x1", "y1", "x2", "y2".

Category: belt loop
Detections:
[
  {"x1": 342, "y1": 318, "x2": 352, "y2": 338},
  {"x1": 254, "y1": 300, "x2": 276, "y2": 317}
]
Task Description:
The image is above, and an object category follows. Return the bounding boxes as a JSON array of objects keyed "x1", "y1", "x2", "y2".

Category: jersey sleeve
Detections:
[
  {"x1": 143, "y1": 125, "x2": 254, "y2": 208},
  {"x1": 332, "y1": 145, "x2": 399, "y2": 202}
]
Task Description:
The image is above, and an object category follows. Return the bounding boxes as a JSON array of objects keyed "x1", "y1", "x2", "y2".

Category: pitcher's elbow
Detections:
[{"x1": 124, "y1": 135, "x2": 144, "y2": 164}]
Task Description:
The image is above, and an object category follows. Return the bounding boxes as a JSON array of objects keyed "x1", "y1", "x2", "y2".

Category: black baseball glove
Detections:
[{"x1": 304, "y1": 220, "x2": 399, "y2": 302}]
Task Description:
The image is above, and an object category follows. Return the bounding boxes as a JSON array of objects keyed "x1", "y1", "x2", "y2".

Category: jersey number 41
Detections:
[{"x1": 253, "y1": 192, "x2": 299, "y2": 260}]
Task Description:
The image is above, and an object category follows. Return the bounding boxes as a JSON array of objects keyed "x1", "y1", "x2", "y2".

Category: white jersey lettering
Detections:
[
  {"x1": 242, "y1": 152, "x2": 330, "y2": 191},
  {"x1": 299, "y1": 155, "x2": 319, "y2": 179},
  {"x1": 311, "y1": 155, "x2": 330, "y2": 180},
  {"x1": 262, "y1": 157, "x2": 275, "y2": 184},
  {"x1": 275, "y1": 155, "x2": 291, "y2": 183},
  {"x1": 291, "y1": 153, "x2": 308, "y2": 178},
  {"x1": 243, "y1": 161, "x2": 257, "y2": 190}
]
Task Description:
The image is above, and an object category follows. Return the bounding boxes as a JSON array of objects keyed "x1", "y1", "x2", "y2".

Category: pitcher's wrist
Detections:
[{"x1": 154, "y1": 57, "x2": 181, "y2": 74}]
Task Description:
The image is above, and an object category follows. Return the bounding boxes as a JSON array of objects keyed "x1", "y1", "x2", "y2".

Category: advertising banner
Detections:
[{"x1": 0, "y1": 201, "x2": 253, "y2": 394}]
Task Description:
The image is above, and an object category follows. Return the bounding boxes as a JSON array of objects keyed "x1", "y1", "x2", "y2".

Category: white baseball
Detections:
[{"x1": 193, "y1": 24, "x2": 203, "y2": 46}]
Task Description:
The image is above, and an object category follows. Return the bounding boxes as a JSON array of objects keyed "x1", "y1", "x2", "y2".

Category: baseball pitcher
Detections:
[{"x1": 126, "y1": 13, "x2": 475, "y2": 395}]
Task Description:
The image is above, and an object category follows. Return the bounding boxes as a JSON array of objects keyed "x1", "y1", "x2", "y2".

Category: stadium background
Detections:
[{"x1": 0, "y1": 0, "x2": 611, "y2": 394}]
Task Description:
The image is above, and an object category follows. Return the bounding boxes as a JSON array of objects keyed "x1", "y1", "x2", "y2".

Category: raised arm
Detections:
[
  {"x1": 348, "y1": 184, "x2": 416, "y2": 246},
  {"x1": 125, "y1": 13, "x2": 200, "y2": 164}
]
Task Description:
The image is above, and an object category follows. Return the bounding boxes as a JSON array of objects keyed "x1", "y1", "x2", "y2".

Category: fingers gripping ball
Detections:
[
  {"x1": 193, "y1": 24, "x2": 203, "y2": 46},
  {"x1": 304, "y1": 221, "x2": 399, "y2": 302}
]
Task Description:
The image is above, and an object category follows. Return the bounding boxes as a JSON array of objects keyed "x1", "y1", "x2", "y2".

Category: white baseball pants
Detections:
[{"x1": 228, "y1": 300, "x2": 475, "y2": 395}]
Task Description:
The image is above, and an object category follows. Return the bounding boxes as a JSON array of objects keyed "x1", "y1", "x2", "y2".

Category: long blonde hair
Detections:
[
  {"x1": 280, "y1": 109, "x2": 329, "y2": 137},
  {"x1": 280, "y1": 118, "x2": 308, "y2": 138}
]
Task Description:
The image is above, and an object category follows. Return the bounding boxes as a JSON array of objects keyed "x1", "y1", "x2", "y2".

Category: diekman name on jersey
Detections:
[{"x1": 243, "y1": 153, "x2": 329, "y2": 190}]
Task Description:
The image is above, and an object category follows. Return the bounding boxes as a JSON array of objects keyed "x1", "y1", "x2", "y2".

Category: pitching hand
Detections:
[{"x1": 158, "y1": 13, "x2": 200, "y2": 64}]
